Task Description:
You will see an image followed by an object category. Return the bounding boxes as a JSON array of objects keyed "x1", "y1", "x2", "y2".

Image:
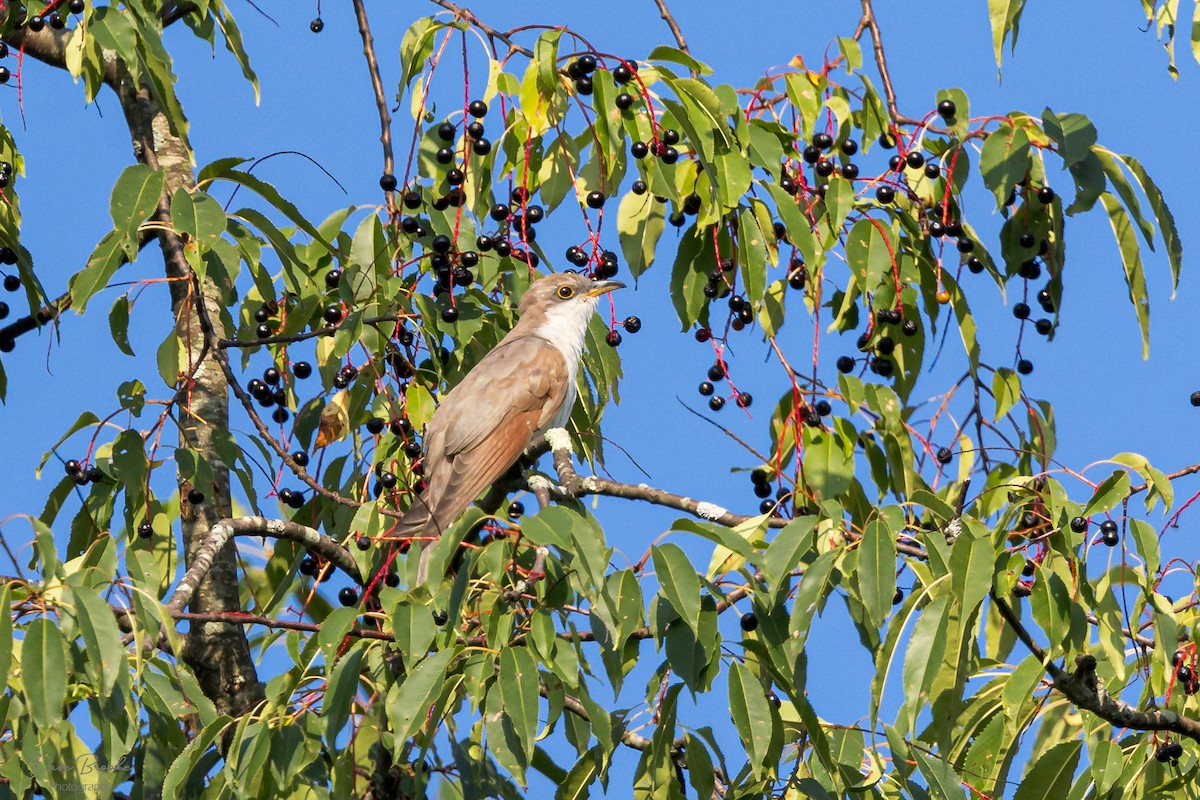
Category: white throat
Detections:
[{"x1": 533, "y1": 296, "x2": 598, "y2": 427}]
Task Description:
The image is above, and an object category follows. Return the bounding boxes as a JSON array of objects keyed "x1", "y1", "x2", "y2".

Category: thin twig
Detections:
[
  {"x1": 425, "y1": 0, "x2": 533, "y2": 58},
  {"x1": 649, "y1": 0, "x2": 694, "y2": 76},
  {"x1": 855, "y1": 0, "x2": 920, "y2": 127},
  {"x1": 351, "y1": 0, "x2": 397, "y2": 216}
]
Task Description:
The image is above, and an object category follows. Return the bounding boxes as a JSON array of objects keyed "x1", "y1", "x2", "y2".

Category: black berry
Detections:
[{"x1": 338, "y1": 587, "x2": 359, "y2": 606}]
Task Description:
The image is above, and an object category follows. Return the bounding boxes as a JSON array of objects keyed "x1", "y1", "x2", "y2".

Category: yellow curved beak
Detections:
[{"x1": 587, "y1": 280, "x2": 626, "y2": 297}]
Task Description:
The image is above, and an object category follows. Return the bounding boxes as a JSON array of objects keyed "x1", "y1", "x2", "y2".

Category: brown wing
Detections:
[{"x1": 395, "y1": 335, "x2": 568, "y2": 539}]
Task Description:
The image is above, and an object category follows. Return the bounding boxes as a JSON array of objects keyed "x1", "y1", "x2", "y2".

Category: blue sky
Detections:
[{"x1": 0, "y1": 0, "x2": 1197, "y2": 792}]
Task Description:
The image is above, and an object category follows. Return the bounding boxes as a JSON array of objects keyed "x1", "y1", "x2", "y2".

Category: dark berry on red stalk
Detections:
[
  {"x1": 468, "y1": 100, "x2": 487, "y2": 117},
  {"x1": 431, "y1": 235, "x2": 452, "y2": 254},
  {"x1": 446, "y1": 169, "x2": 464, "y2": 186},
  {"x1": 255, "y1": 323, "x2": 271, "y2": 339},
  {"x1": 936, "y1": 447, "x2": 952, "y2": 464},
  {"x1": 323, "y1": 305, "x2": 343, "y2": 324},
  {"x1": 187, "y1": 488, "x2": 205, "y2": 505},
  {"x1": 836, "y1": 355, "x2": 855, "y2": 373},
  {"x1": 506, "y1": 500, "x2": 524, "y2": 520},
  {"x1": 615, "y1": 92, "x2": 635, "y2": 110},
  {"x1": 875, "y1": 186, "x2": 895, "y2": 204},
  {"x1": 1034, "y1": 318, "x2": 1052, "y2": 335},
  {"x1": 292, "y1": 361, "x2": 312, "y2": 380},
  {"x1": 432, "y1": 608, "x2": 449, "y2": 625},
  {"x1": 736, "y1": 392, "x2": 753, "y2": 408},
  {"x1": 586, "y1": 191, "x2": 605, "y2": 209},
  {"x1": 27, "y1": 16, "x2": 45, "y2": 31},
  {"x1": 623, "y1": 315, "x2": 641, "y2": 334},
  {"x1": 292, "y1": 451, "x2": 309, "y2": 468},
  {"x1": 254, "y1": 306, "x2": 270, "y2": 323},
  {"x1": 574, "y1": 76, "x2": 593, "y2": 95},
  {"x1": 299, "y1": 554, "x2": 317, "y2": 576},
  {"x1": 694, "y1": 327, "x2": 711, "y2": 342},
  {"x1": 605, "y1": 330, "x2": 622, "y2": 347},
  {"x1": 366, "y1": 417, "x2": 385, "y2": 435},
  {"x1": 660, "y1": 147, "x2": 679, "y2": 164},
  {"x1": 402, "y1": 191, "x2": 421, "y2": 209},
  {"x1": 466, "y1": 121, "x2": 484, "y2": 139},
  {"x1": 937, "y1": 99, "x2": 956, "y2": 118},
  {"x1": 69, "y1": 0, "x2": 86, "y2": 12},
  {"x1": 64, "y1": 459, "x2": 81, "y2": 476},
  {"x1": 905, "y1": 151, "x2": 925, "y2": 169},
  {"x1": 1017, "y1": 359, "x2": 1033, "y2": 375},
  {"x1": 928, "y1": 221, "x2": 945, "y2": 238},
  {"x1": 739, "y1": 612, "x2": 758, "y2": 632},
  {"x1": 709, "y1": 396, "x2": 725, "y2": 411},
  {"x1": 812, "y1": 132, "x2": 833, "y2": 149},
  {"x1": 875, "y1": 336, "x2": 895, "y2": 355},
  {"x1": 815, "y1": 159, "x2": 834, "y2": 177},
  {"x1": 3, "y1": 274, "x2": 19, "y2": 292},
  {"x1": 472, "y1": 138, "x2": 492, "y2": 156},
  {"x1": 902, "y1": 319, "x2": 918, "y2": 336},
  {"x1": 379, "y1": 173, "x2": 398, "y2": 192},
  {"x1": 338, "y1": 587, "x2": 358, "y2": 606},
  {"x1": 631, "y1": 141, "x2": 648, "y2": 159},
  {"x1": 956, "y1": 239, "x2": 974, "y2": 254},
  {"x1": 707, "y1": 364, "x2": 725, "y2": 381},
  {"x1": 613, "y1": 63, "x2": 633, "y2": 83},
  {"x1": 631, "y1": 180, "x2": 648, "y2": 195},
  {"x1": 662, "y1": 129, "x2": 680, "y2": 145},
  {"x1": 841, "y1": 163, "x2": 860, "y2": 180},
  {"x1": 1019, "y1": 233, "x2": 1035, "y2": 248},
  {"x1": 1191, "y1": 391, "x2": 1200, "y2": 407},
  {"x1": 136, "y1": 521, "x2": 153, "y2": 539},
  {"x1": 1099, "y1": 519, "x2": 1118, "y2": 537},
  {"x1": 1065, "y1": 516, "x2": 1087, "y2": 534},
  {"x1": 441, "y1": 307, "x2": 459, "y2": 324},
  {"x1": 872, "y1": 358, "x2": 893, "y2": 377},
  {"x1": 1013, "y1": 303, "x2": 1030, "y2": 320},
  {"x1": 840, "y1": 139, "x2": 858, "y2": 155},
  {"x1": 924, "y1": 163, "x2": 941, "y2": 179},
  {"x1": 272, "y1": 407, "x2": 289, "y2": 424},
  {"x1": 325, "y1": 269, "x2": 343, "y2": 289},
  {"x1": 1037, "y1": 186, "x2": 1055, "y2": 203},
  {"x1": 0, "y1": 68, "x2": 12, "y2": 85},
  {"x1": 966, "y1": 256, "x2": 984, "y2": 274}
]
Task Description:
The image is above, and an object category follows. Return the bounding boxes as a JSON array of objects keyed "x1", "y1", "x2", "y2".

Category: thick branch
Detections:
[
  {"x1": 855, "y1": 0, "x2": 920, "y2": 127},
  {"x1": 992, "y1": 593, "x2": 1200, "y2": 742},
  {"x1": 165, "y1": 516, "x2": 361, "y2": 614}
]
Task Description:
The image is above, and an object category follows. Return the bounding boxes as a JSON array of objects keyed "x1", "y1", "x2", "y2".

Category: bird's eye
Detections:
[{"x1": 557, "y1": 285, "x2": 575, "y2": 299}]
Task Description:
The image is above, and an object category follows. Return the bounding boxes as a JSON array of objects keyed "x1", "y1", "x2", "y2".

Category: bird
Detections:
[{"x1": 394, "y1": 271, "x2": 624, "y2": 581}]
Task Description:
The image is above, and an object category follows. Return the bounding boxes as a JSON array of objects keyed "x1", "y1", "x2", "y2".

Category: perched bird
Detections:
[{"x1": 396, "y1": 271, "x2": 624, "y2": 580}]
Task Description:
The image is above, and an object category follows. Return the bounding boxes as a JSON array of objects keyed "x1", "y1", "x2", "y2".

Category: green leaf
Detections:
[
  {"x1": 802, "y1": 429, "x2": 854, "y2": 500},
  {"x1": 1012, "y1": 740, "x2": 1082, "y2": 800},
  {"x1": 728, "y1": 661, "x2": 780, "y2": 780},
  {"x1": 110, "y1": 164, "x2": 165, "y2": 248},
  {"x1": 617, "y1": 189, "x2": 665, "y2": 279},
  {"x1": 987, "y1": 0, "x2": 1028, "y2": 69},
  {"x1": 69, "y1": 231, "x2": 127, "y2": 313},
  {"x1": 979, "y1": 124, "x2": 1031, "y2": 208},
  {"x1": 669, "y1": 224, "x2": 714, "y2": 330},
  {"x1": 386, "y1": 647, "x2": 455, "y2": 743},
  {"x1": 66, "y1": 582, "x2": 125, "y2": 695},
  {"x1": 647, "y1": 45, "x2": 712, "y2": 75},
  {"x1": 1099, "y1": 192, "x2": 1150, "y2": 358},
  {"x1": 23, "y1": 618, "x2": 68, "y2": 729},
  {"x1": 323, "y1": 645, "x2": 365, "y2": 751},
  {"x1": 857, "y1": 516, "x2": 897, "y2": 628},
  {"x1": 737, "y1": 207, "x2": 767, "y2": 304},
  {"x1": 914, "y1": 749, "x2": 968, "y2": 800},
  {"x1": 1117, "y1": 152, "x2": 1183, "y2": 297},
  {"x1": 499, "y1": 647, "x2": 540, "y2": 768},
  {"x1": 1041, "y1": 109, "x2": 1097, "y2": 168},
  {"x1": 170, "y1": 187, "x2": 227, "y2": 246},
  {"x1": 652, "y1": 542, "x2": 702, "y2": 634},
  {"x1": 108, "y1": 295, "x2": 135, "y2": 356},
  {"x1": 762, "y1": 517, "x2": 815, "y2": 596},
  {"x1": 211, "y1": 3, "x2": 261, "y2": 104},
  {"x1": 202, "y1": 165, "x2": 335, "y2": 253},
  {"x1": 554, "y1": 749, "x2": 601, "y2": 800},
  {"x1": 992, "y1": 367, "x2": 1021, "y2": 420},
  {"x1": 845, "y1": 218, "x2": 893, "y2": 292}
]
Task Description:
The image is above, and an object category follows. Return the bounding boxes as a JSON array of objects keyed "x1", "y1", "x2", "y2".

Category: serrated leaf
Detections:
[
  {"x1": 617, "y1": 190, "x2": 665, "y2": 279},
  {"x1": 499, "y1": 647, "x2": 539, "y2": 768},
  {"x1": 1100, "y1": 193, "x2": 1150, "y2": 357},
  {"x1": 1041, "y1": 109, "x2": 1097, "y2": 168},
  {"x1": 108, "y1": 295, "x2": 135, "y2": 356},
  {"x1": 845, "y1": 218, "x2": 893, "y2": 292},
  {"x1": 979, "y1": 123, "x2": 1030, "y2": 208},
  {"x1": 992, "y1": 367, "x2": 1020, "y2": 420},
  {"x1": 857, "y1": 516, "x2": 897, "y2": 628},
  {"x1": 1013, "y1": 740, "x2": 1082, "y2": 800},
  {"x1": 70, "y1": 231, "x2": 127, "y2": 313},
  {"x1": 737, "y1": 207, "x2": 767, "y2": 304},
  {"x1": 170, "y1": 187, "x2": 227, "y2": 246},
  {"x1": 652, "y1": 542, "x2": 702, "y2": 634},
  {"x1": 66, "y1": 583, "x2": 125, "y2": 695},
  {"x1": 386, "y1": 647, "x2": 454, "y2": 742},
  {"x1": 23, "y1": 618, "x2": 68, "y2": 729},
  {"x1": 110, "y1": 164, "x2": 164, "y2": 248}
]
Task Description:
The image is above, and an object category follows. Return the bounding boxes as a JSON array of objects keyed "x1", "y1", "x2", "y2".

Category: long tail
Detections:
[{"x1": 393, "y1": 495, "x2": 438, "y2": 584}]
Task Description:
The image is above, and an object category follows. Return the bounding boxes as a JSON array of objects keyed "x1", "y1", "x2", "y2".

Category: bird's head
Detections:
[
  {"x1": 515, "y1": 271, "x2": 625, "y2": 352},
  {"x1": 517, "y1": 271, "x2": 624, "y2": 321}
]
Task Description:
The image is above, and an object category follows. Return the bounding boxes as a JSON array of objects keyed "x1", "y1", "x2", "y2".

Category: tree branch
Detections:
[
  {"x1": 351, "y1": 0, "x2": 397, "y2": 216},
  {"x1": 649, "y1": 0, "x2": 694, "y2": 75},
  {"x1": 165, "y1": 516, "x2": 361, "y2": 614},
  {"x1": 992, "y1": 592, "x2": 1200, "y2": 742},
  {"x1": 424, "y1": 0, "x2": 534, "y2": 58},
  {"x1": 855, "y1": 0, "x2": 920, "y2": 127}
]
